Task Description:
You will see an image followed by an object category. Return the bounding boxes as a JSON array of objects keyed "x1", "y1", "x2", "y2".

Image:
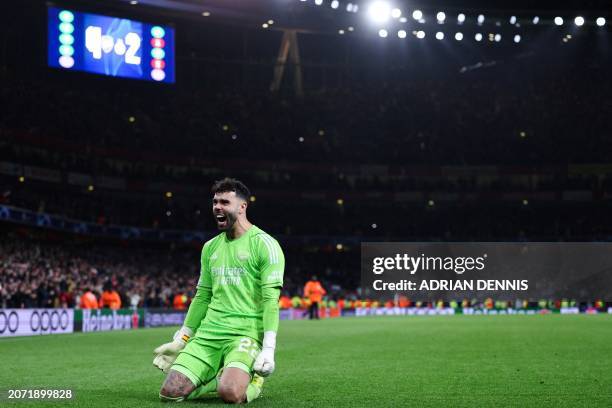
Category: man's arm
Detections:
[
  {"x1": 253, "y1": 234, "x2": 285, "y2": 377},
  {"x1": 153, "y1": 243, "x2": 213, "y2": 372},
  {"x1": 183, "y1": 285, "x2": 212, "y2": 331}
]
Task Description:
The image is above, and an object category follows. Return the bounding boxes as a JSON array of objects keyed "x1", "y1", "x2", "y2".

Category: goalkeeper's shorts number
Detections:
[{"x1": 237, "y1": 337, "x2": 260, "y2": 358}]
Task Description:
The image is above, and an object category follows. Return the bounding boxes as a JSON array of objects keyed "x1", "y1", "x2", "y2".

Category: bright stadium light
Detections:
[
  {"x1": 596, "y1": 17, "x2": 606, "y2": 26},
  {"x1": 514, "y1": 34, "x2": 521, "y2": 43},
  {"x1": 412, "y1": 10, "x2": 423, "y2": 20},
  {"x1": 532, "y1": 16, "x2": 539, "y2": 24},
  {"x1": 391, "y1": 8, "x2": 402, "y2": 18},
  {"x1": 315, "y1": 0, "x2": 323, "y2": 5},
  {"x1": 475, "y1": 33, "x2": 483, "y2": 41},
  {"x1": 477, "y1": 14, "x2": 485, "y2": 24},
  {"x1": 346, "y1": 3, "x2": 353, "y2": 12},
  {"x1": 436, "y1": 31, "x2": 444, "y2": 40},
  {"x1": 574, "y1": 16, "x2": 585, "y2": 26},
  {"x1": 436, "y1": 12, "x2": 446, "y2": 23},
  {"x1": 353, "y1": 4, "x2": 359, "y2": 12},
  {"x1": 398, "y1": 29, "x2": 407, "y2": 38},
  {"x1": 331, "y1": 0, "x2": 339, "y2": 9},
  {"x1": 494, "y1": 33, "x2": 501, "y2": 42},
  {"x1": 416, "y1": 30, "x2": 425, "y2": 39},
  {"x1": 554, "y1": 16, "x2": 563, "y2": 26},
  {"x1": 455, "y1": 32, "x2": 463, "y2": 41},
  {"x1": 368, "y1": 1, "x2": 391, "y2": 23},
  {"x1": 510, "y1": 16, "x2": 517, "y2": 24},
  {"x1": 399, "y1": 17, "x2": 407, "y2": 23},
  {"x1": 457, "y1": 13, "x2": 466, "y2": 23},
  {"x1": 378, "y1": 29, "x2": 388, "y2": 38}
]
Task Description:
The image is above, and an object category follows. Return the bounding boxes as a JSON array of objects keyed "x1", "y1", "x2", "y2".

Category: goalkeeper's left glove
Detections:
[
  {"x1": 253, "y1": 331, "x2": 276, "y2": 377},
  {"x1": 153, "y1": 326, "x2": 193, "y2": 373}
]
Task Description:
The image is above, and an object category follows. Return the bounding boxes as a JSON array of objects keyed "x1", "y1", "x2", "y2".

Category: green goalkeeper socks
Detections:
[
  {"x1": 246, "y1": 374, "x2": 264, "y2": 403},
  {"x1": 186, "y1": 378, "x2": 217, "y2": 400},
  {"x1": 186, "y1": 374, "x2": 262, "y2": 403}
]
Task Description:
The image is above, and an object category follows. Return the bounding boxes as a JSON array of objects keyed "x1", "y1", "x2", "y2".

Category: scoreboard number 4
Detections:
[{"x1": 85, "y1": 26, "x2": 141, "y2": 65}]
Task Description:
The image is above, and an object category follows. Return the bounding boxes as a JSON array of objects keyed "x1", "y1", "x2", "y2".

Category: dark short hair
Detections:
[{"x1": 211, "y1": 178, "x2": 251, "y2": 201}]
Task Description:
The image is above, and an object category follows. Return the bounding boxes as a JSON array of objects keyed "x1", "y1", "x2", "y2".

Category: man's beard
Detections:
[{"x1": 217, "y1": 211, "x2": 237, "y2": 230}]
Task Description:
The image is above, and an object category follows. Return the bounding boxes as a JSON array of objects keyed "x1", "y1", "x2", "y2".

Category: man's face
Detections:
[{"x1": 212, "y1": 191, "x2": 244, "y2": 230}]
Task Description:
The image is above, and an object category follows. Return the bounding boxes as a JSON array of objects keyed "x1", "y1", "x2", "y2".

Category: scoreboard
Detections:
[{"x1": 47, "y1": 7, "x2": 175, "y2": 83}]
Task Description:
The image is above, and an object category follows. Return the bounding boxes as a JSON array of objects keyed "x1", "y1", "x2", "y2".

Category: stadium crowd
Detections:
[{"x1": 0, "y1": 233, "x2": 198, "y2": 309}]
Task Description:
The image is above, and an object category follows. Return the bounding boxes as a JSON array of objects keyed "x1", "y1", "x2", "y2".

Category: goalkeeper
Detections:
[{"x1": 153, "y1": 178, "x2": 284, "y2": 404}]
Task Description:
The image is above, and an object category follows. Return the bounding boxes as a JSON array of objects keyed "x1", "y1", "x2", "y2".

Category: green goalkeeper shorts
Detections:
[{"x1": 171, "y1": 335, "x2": 261, "y2": 387}]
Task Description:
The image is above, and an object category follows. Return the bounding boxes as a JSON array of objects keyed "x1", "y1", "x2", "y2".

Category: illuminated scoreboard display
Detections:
[{"x1": 47, "y1": 7, "x2": 175, "y2": 83}]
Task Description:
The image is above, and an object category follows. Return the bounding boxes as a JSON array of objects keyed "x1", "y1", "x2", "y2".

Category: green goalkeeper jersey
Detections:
[{"x1": 195, "y1": 225, "x2": 284, "y2": 342}]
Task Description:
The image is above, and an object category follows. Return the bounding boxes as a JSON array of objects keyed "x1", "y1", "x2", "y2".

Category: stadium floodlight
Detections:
[
  {"x1": 475, "y1": 33, "x2": 483, "y2": 41},
  {"x1": 368, "y1": 1, "x2": 391, "y2": 23},
  {"x1": 436, "y1": 12, "x2": 446, "y2": 23},
  {"x1": 398, "y1": 30, "x2": 407, "y2": 38},
  {"x1": 338, "y1": 29, "x2": 345, "y2": 34},
  {"x1": 574, "y1": 16, "x2": 585, "y2": 26},
  {"x1": 457, "y1": 13, "x2": 466, "y2": 23},
  {"x1": 416, "y1": 30, "x2": 426, "y2": 39},
  {"x1": 378, "y1": 29, "x2": 388, "y2": 38},
  {"x1": 391, "y1": 8, "x2": 402, "y2": 19},
  {"x1": 596, "y1": 17, "x2": 606, "y2": 26},
  {"x1": 399, "y1": 17, "x2": 407, "y2": 23},
  {"x1": 331, "y1": 0, "x2": 339, "y2": 9},
  {"x1": 346, "y1": 3, "x2": 353, "y2": 12},
  {"x1": 532, "y1": 16, "x2": 539, "y2": 24},
  {"x1": 554, "y1": 17, "x2": 563, "y2": 26},
  {"x1": 412, "y1": 10, "x2": 423, "y2": 20},
  {"x1": 353, "y1": 4, "x2": 359, "y2": 12},
  {"x1": 510, "y1": 16, "x2": 517, "y2": 24},
  {"x1": 455, "y1": 32, "x2": 463, "y2": 41},
  {"x1": 315, "y1": 0, "x2": 323, "y2": 5},
  {"x1": 494, "y1": 33, "x2": 501, "y2": 42},
  {"x1": 514, "y1": 34, "x2": 521, "y2": 43},
  {"x1": 436, "y1": 31, "x2": 444, "y2": 40},
  {"x1": 477, "y1": 14, "x2": 485, "y2": 24}
]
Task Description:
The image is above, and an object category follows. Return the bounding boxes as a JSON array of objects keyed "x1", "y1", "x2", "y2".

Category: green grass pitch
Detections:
[{"x1": 1, "y1": 315, "x2": 611, "y2": 407}]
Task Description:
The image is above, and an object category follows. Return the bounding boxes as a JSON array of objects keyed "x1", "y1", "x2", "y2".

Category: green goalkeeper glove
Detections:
[{"x1": 152, "y1": 326, "x2": 193, "y2": 373}]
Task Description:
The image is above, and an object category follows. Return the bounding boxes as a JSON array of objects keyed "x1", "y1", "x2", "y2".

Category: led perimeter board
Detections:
[{"x1": 48, "y1": 7, "x2": 175, "y2": 83}]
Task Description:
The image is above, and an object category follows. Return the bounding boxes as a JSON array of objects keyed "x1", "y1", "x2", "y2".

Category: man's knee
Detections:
[
  {"x1": 218, "y1": 382, "x2": 245, "y2": 404},
  {"x1": 159, "y1": 370, "x2": 196, "y2": 401}
]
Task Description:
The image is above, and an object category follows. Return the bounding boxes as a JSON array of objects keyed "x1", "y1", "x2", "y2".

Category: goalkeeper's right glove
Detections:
[{"x1": 153, "y1": 326, "x2": 194, "y2": 373}]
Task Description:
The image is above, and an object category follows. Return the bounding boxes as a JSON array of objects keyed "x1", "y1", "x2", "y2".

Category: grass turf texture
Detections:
[{"x1": 1, "y1": 315, "x2": 611, "y2": 407}]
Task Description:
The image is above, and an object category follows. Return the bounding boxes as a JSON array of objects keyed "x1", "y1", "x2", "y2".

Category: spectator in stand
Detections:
[
  {"x1": 99, "y1": 282, "x2": 122, "y2": 310},
  {"x1": 80, "y1": 287, "x2": 98, "y2": 309},
  {"x1": 172, "y1": 292, "x2": 187, "y2": 310}
]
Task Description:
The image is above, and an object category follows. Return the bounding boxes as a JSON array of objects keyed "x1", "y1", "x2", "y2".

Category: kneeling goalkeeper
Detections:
[{"x1": 153, "y1": 178, "x2": 284, "y2": 403}]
